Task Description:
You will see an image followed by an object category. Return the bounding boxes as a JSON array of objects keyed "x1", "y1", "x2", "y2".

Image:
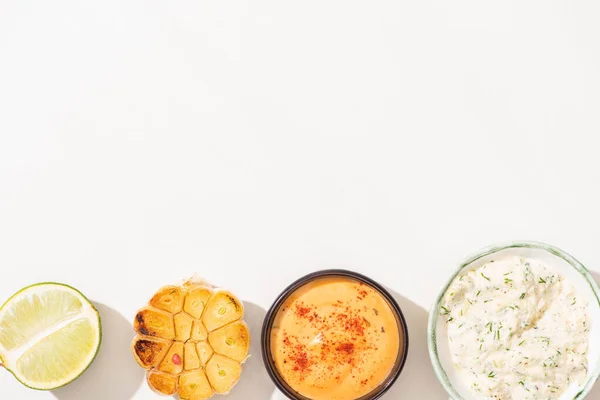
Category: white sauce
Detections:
[{"x1": 441, "y1": 257, "x2": 590, "y2": 399}]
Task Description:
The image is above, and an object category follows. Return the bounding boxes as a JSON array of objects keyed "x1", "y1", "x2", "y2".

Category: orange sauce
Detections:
[{"x1": 270, "y1": 277, "x2": 401, "y2": 400}]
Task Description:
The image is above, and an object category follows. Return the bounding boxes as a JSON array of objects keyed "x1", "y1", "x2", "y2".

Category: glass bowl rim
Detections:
[{"x1": 427, "y1": 240, "x2": 600, "y2": 400}]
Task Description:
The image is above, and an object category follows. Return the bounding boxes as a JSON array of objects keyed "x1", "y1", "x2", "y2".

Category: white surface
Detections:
[{"x1": 1, "y1": 1, "x2": 600, "y2": 399}]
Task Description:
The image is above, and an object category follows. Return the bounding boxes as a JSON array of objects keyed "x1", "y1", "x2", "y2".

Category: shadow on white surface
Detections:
[
  {"x1": 52, "y1": 302, "x2": 143, "y2": 400},
  {"x1": 386, "y1": 290, "x2": 447, "y2": 400},
  {"x1": 223, "y1": 301, "x2": 276, "y2": 400}
]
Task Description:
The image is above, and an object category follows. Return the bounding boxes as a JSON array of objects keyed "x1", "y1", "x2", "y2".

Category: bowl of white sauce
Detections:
[{"x1": 428, "y1": 241, "x2": 600, "y2": 399}]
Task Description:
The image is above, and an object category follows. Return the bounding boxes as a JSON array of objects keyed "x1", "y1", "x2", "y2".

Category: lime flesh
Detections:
[{"x1": 0, "y1": 283, "x2": 101, "y2": 390}]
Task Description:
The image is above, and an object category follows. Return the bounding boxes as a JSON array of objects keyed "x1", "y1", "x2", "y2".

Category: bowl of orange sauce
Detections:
[{"x1": 262, "y1": 270, "x2": 409, "y2": 400}]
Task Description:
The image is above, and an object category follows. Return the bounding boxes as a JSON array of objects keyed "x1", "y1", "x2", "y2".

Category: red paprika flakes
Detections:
[{"x1": 270, "y1": 277, "x2": 401, "y2": 399}]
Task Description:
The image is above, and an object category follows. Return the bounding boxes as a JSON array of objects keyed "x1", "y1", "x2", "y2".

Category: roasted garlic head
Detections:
[{"x1": 132, "y1": 279, "x2": 249, "y2": 399}]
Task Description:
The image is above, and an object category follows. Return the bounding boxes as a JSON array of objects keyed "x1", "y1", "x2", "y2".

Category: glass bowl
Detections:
[{"x1": 428, "y1": 241, "x2": 600, "y2": 400}]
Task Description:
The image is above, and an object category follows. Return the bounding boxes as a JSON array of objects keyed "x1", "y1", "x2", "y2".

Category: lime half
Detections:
[{"x1": 0, "y1": 283, "x2": 101, "y2": 390}]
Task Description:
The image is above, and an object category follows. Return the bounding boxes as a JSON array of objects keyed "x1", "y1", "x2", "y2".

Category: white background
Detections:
[{"x1": 1, "y1": 1, "x2": 600, "y2": 399}]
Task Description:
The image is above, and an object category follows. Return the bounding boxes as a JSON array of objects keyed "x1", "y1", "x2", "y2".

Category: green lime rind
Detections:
[{"x1": 0, "y1": 282, "x2": 102, "y2": 390}]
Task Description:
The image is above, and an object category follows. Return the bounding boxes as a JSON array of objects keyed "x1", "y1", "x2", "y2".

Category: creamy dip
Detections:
[
  {"x1": 270, "y1": 277, "x2": 401, "y2": 400},
  {"x1": 441, "y1": 256, "x2": 590, "y2": 399}
]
